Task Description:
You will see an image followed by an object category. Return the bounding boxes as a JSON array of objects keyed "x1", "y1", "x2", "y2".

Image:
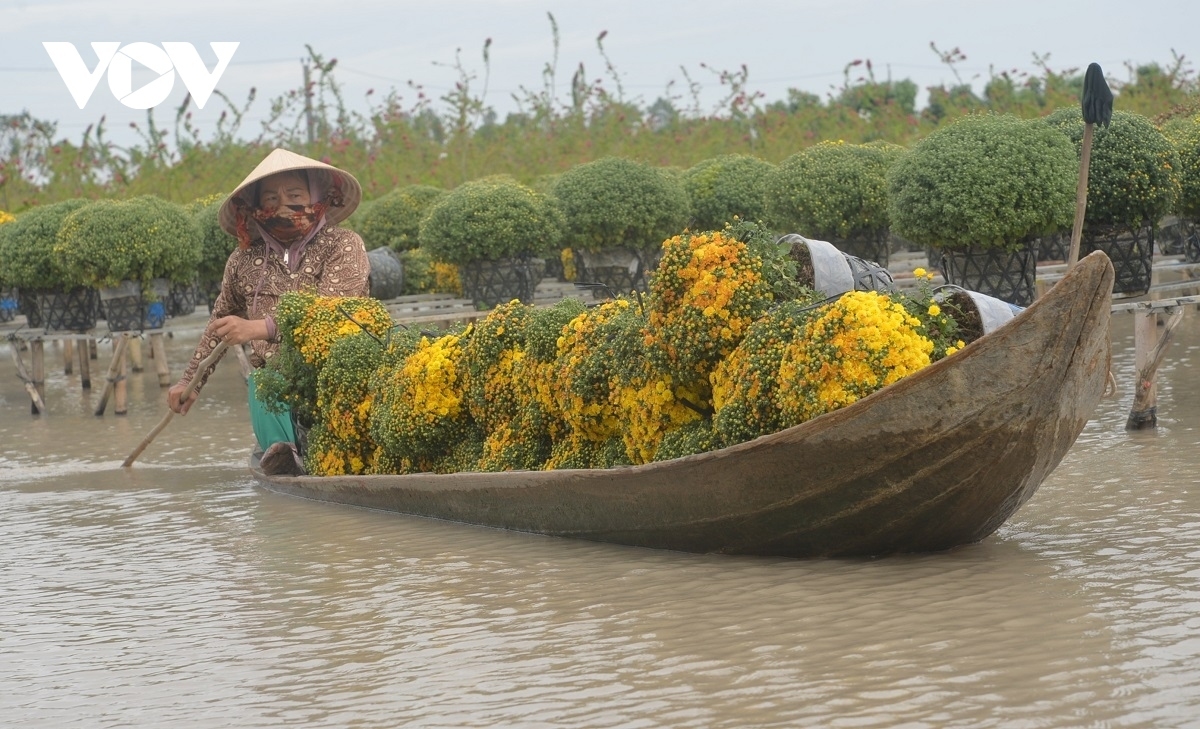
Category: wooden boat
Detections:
[{"x1": 253, "y1": 251, "x2": 1114, "y2": 558}]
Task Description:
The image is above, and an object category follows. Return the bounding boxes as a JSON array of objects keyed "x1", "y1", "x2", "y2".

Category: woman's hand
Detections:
[
  {"x1": 167, "y1": 382, "x2": 198, "y2": 415},
  {"x1": 211, "y1": 315, "x2": 269, "y2": 346}
]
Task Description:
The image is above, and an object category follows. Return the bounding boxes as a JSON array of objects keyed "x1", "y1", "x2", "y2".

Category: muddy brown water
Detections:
[{"x1": 2, "y1": 313, "x2": 1199, "y2": 728}]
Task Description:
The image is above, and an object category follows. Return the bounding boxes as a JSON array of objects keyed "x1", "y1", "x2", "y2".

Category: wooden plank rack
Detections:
[{"x1": 384, "y1": 282, "x2": 585, "y2": 330}]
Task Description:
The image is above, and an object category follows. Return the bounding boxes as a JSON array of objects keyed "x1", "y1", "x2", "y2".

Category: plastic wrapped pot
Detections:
[{"x1": 777, "y1": 234, "x2": 896, "y2": 297}]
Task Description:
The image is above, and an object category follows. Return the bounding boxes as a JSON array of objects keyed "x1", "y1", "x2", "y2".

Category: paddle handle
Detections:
[{"x1": 121, "y1": 340, "x2": 231, "y2": 468}]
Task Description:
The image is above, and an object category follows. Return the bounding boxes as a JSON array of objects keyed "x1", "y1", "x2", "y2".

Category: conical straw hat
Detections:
[{"x1": 218, "y1": 148, "x2": 362, "y2": 237}]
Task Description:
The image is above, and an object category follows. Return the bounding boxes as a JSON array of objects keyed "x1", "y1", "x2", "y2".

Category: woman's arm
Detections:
[{"x1": 169, "y1": 253, "x2": 246, "y2": 411}]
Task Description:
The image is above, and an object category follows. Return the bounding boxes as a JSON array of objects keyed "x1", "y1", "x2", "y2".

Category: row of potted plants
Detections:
[
  {"x1": 343, "y1": 107, "x2": 1196, "y2": 309},
  {"x1": 3, "y1": 106, "x2": 1195, "y2": 319},
  {"x1": 0, "y1": 196, "x2": 204, "y2": 332}
]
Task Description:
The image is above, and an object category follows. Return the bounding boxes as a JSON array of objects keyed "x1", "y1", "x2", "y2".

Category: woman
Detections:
[{"x1": 168, "y1": 148, "x2": 369, "y2": 474}]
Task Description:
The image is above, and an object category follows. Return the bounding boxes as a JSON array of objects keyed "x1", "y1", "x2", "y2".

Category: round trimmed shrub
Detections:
[
  {"x1": 188, "y1": 194, "x2": 235, "y2": 287},
  {"x1": 767, "y1": 141, "x2": 904, "y2": 239},
  {"x1": 1044, "y1": 107, "x2": 1180, "y2": 226},
  {"x1": 55, "y1": 195, "x2": 202, "y2": 289},
  {"x1": 1163, "y1": 114, "x2": 1200, "y2": 220},
  {"x1": 682, "y1": 154, "x2": 774, "y2": 230},
  {"x1": 419, "y1": 178, "x2": 563, "y2": 265},
  {"x1": 888, "y1": 114, "x2": 1077, "y2": 250},
  {"x1": 551, "y1": 157, "x2": 688, "y2": 253},
  {"x1": 359, "y1": 185, "x2": 446, "y2": 252},
  {"x1": 0, "y1": 199, "x2": 91, "y2": 290}
]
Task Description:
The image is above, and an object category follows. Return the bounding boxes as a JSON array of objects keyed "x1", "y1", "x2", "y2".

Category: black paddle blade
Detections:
[{"x1": 1081, "y1": 62, "x2": 1113, "y2": 127}]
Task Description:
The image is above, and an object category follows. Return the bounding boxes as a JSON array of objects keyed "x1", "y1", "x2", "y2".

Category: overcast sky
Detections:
[{"x1": 0, "y1": 0, "x2": 1195, "y2": 148}]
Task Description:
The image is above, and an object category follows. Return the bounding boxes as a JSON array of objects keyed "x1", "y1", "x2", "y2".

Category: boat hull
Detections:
[{"x1": 253, "y1": 252, "x2": 1115, "y2": 557}]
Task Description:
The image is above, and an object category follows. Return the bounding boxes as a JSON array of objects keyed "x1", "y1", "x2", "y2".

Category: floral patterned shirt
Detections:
[{"x1": 178, "y1": 225, "x2": 370, "y2": 392}]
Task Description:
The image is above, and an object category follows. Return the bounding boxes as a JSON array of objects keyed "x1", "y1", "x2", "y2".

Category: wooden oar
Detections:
[
  {"x1": 121, "y1": 340, "x2": 230, "y2": 468},
  {"x1": 1066, "y1": 62, "x2": 1114, "y2": 271}
]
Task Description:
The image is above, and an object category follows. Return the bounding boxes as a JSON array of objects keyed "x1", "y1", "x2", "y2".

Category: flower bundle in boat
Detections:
[{"x1": 259, "y1": 223, "x2": 973, "y2": 477}]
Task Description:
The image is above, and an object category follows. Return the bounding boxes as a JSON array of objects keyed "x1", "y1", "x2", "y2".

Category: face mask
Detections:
[{"x1": 252, "y1": 203, "x2": 322, "y2": 244}]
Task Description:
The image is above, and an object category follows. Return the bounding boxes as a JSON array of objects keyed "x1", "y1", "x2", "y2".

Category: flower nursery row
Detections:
[
  {"x1": 256, "y1": 223, "x2": 973, "y2": 477},
  {"x1": 348, "y1": 105, "x2": 1198, "y2": 308},
  {"x1": 0, "y1": 193, "x2": 231, "y2": 329},
  {"x1": 3, "y1": 105, "x2": 1198, "y2": 326}
]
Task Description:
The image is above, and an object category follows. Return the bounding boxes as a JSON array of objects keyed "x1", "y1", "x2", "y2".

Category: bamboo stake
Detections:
[
  {"x1": 121, "y1": 341, "x2": 230, "y2": 468},
  {"x1": 1067, "y1": 63, "x2": 1113, "y2": 272},
  {"x1": 78, "y1": 338, "x2": 92, "y2": 389},
  {"x1": 1066, "y1": 123, "x2": 1094, "y2": 271},
  {"x1": 114, "y1": 344, "x2": 128, "y2": 415},
  {"x1": 128, "y1": 336, "x2": 144, "y2": 373},
  {"x1": 63, "y1": 339, "x2": 74, "y2": 375},
  {"x1": 93, "y1": 334, "x2": 130, "y2": 416},
  {"x1": 150, "y1": 332, "x2": 171, "y2": 387},
  {"x1": 1126, "y1": 307, "x2": 1185, "y2": 430},
  {"x1": 30, "y1": 340, "x2": 45, "y2": 414},
  {"x1": 8, "y1": 340, "x2": 46, "y2": 414}
]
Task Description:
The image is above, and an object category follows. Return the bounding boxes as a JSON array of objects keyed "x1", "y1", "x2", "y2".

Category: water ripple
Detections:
[{"x1": 1, "y1": 308, "x2": 1199, "y2": 726}]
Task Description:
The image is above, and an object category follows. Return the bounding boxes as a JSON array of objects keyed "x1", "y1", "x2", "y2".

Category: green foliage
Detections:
[
  {"x1": 1047, "y1": 108, "x2": 1180, "y2": 226},
  {"x1": 654, "y1": 418, "x2": 720, "y2": 461},
  {"x1": 254, "y1": 345, "x2": 310, "y2": 422},
  {"x1": 551, "y1": 157, "x2": 688, "y2": 253},
  {"x1": 305, "y1": 331, "x2": 386, "y2": 475},
  {"x1": 526, "y1": 297, "x2": 586, "y2": 363},
  {"x1": 1164, "y1": 114, "x2": 1200, "y2": 219},
  {"x1": 723, "y1": 218, "x2": 813, "y2": 302},
  {"x1": 530, "y1": 173, "x2": 559, "y2": 193},
  {"x1": 340, "y1": 197, "x2": 372, "y2": 234},
  {"x1": 711, "y1": 300, "x2": 817, "y2": 447},
  {"x1": 887, "y1": 114, "x2": 1077, "y2": 250},
  {"x1": 463, "y1": 300, "x2": 531, "y2": 428},
  {"x1": 399, "y1": 247, "x2": 435, "y2": 294},
  {"x1": 681, "y1": 154, "x2": 774, "y2": 230},
  {"x1": 358, "y1": 185, "x2": 446, "y2": 251},
  {"x1": 419, "y1": 177, "x2": 563, "y2": 265},
  {"x1": 433, "y1": 427, "x2": 487, "y2": 474},
  {"x1": 55, "y1": 196, "x2": 201, "y2": 289},
  {"x1": 766, "y1": 140, "x2": 904, "y2": 240},
  {"x1": 0, "y1": 199, "x2": 90, "y2": 290},
  {"x1": 188, "y1": 194, "x2": 235, "y2": 286},
  {"x1": 4, "y1": 44, "x2": 1195, "y2": 214},
  {"x1": 256, "y1": 292, "x2": 395, "y2": 428},
  {"x1": 546, "y1": 435, "x2": 632, "y2": 469}
]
